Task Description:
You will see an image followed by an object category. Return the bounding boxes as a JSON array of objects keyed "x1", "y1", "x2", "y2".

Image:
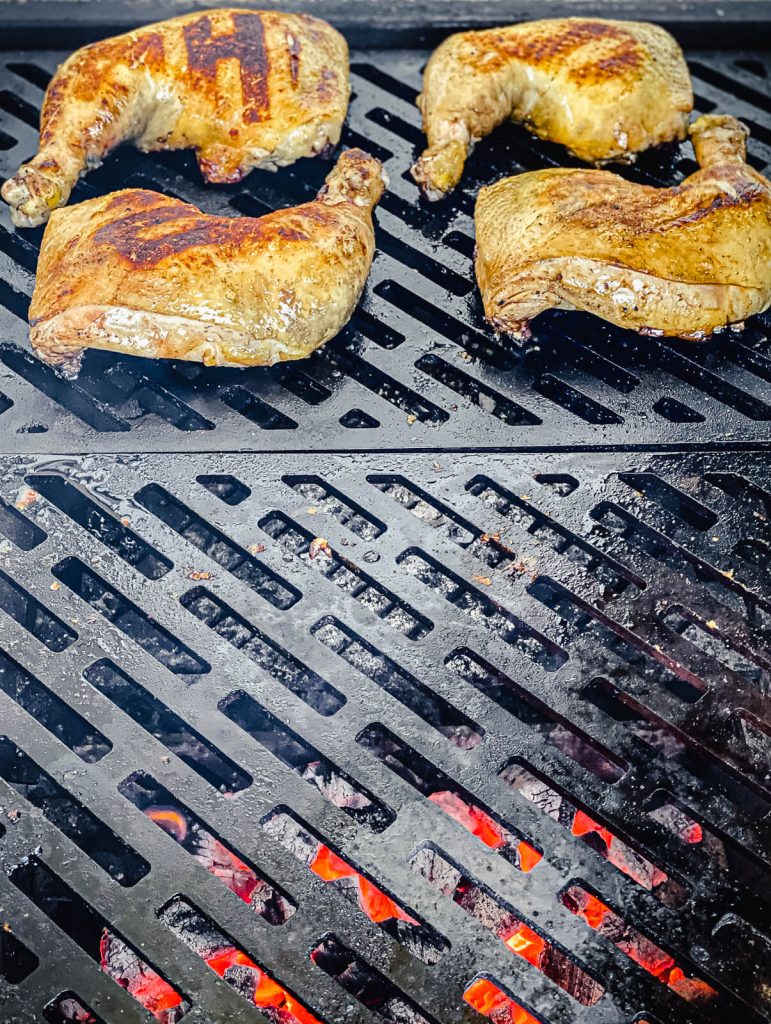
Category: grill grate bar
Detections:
[{"x1": 1, "y1": 451, "x2": 769, "y2": 1023}]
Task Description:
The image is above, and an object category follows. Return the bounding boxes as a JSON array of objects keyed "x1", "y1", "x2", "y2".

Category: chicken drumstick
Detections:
[
  {"x1": 29, "y1": 149, "x2": 385, "y2": 374},
  {"x1": 2, "y1": 8, "x2": 349, "y2": 227},
  {"x1": 475, "y1": 115, "x2": 771, "y2": 341},
  {"x1": 413, "y1": 17, "x2": 692, "y2": 200}
]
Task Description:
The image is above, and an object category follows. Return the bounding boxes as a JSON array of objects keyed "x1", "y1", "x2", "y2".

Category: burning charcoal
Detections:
[
  {"x1": 539, "y1": 945, "x2": 606, "y2": 1007},
  {"x1": 464, "y1": 978, "x2": 540, "y2": 1024},
  {"x1": 43, "y1": 993, "x2": 100, "y2": 1024},
  {"x1": 500, "y1": 763, "x2": 562, "y2": 818},
  {"x1": 263, "y1": 810, "x2": 447, "y2": 964},
  {"x1": 160, "y1": 897, "x2": 320, "y2": 1024},
  {"x1": 262, "y1": 812, "x2": 320, "y2": 866},
  {"x1": 501, "y1": 764, "x2": 682, "y2": 905},
  {"x1": 157, "y1": 899, "x2": 222, "y2": 959},
  {"x1": 561, "y1": 885, "x2": 717, "y2": 1004},
  {"x1": 412, "y1": 847, "x2": 603, "y2": 1005},
  {"x1": 135, "y1": 797, "x2": 294, "y2": 925},
  {"x1": 648, "y1": 800, "x2": 703, "y2": 844},
  {"x1": 100, "y1": 930, "x2": 189, "y2": 1023},
  {"x1": 222, "y1": 962, "x2": 261, "y2": 1001},
  {"x1": 311, "y1": 935, "x2": 432, "y2": 1024}
]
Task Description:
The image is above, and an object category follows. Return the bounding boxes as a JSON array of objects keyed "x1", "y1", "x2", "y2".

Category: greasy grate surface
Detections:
[
  {"x1": 0, "y1": 450, "x2": 769, "y2": 1024},
  {"x1": 0, "y1": 49, "x2": 769, "y2": 451}
]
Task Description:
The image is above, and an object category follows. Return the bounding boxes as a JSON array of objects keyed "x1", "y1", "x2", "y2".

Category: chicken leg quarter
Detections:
[
  {"x1": 29, "y1": 149, "x2": 385, "y2": 374},
  {"x1": 474, "y1": 115, "x2": 771, "y2": 341},
  {"x1": 2, "y1": 8, "x2": 349, "y2": 227},
  {"x1": 412, "y1": 17, "x2": 692, "y2": 200}
]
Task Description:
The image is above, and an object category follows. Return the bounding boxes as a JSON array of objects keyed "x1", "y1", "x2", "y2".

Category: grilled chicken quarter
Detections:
[
  {"x1": 29, "y1": 149, "x2": 385, "y2": 374},
  {"x1": 475, "y1": 115, "x2": 771, "y2": 341},
  {"x1": 2, "y1": 8, "x2": 350, "y2": 227},
  {"x1": 412, "y1": 17, "x2": 693, "y2": 200}
]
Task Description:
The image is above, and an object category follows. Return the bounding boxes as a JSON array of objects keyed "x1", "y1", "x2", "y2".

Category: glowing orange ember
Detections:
[
  {"x1": 145, "y1": 806, "x2": 262, "y2": 905},
  {"x1": 464, "y1": 978, "x2": 540, "y2": 1024},
  {"x1": 101, "y1": 928, "x2": 319, "y2": 1024},
  {"x1": 681, "y1": 820, "x2": 703, "y2": 844},
  {"x1": 571, "y1": 809, "x2": 615, "y2": 849},
  {"x1": 428, "y1": 791, "x2": 541, "y2": 870},
  {"x1": 99, "y1": 931, "x2": 185, "y2": 1022},
  {"x1": 146, "y1": 808, "x2": 187, "y2": 843},
  {"x1": 204, "y1": 947, "x2": 319, "y2": 1024},
  {"x1": 516, "y1": 843, "x2": 543, "y2": 872},
  {"x1": 577, "y1": 891, "x2": 611, "y2": 930},
  {"x1": 566, "y1": 888, "x2": 717, "y2": 1003},
  {"x1": 309, "y1": 843, "x2": 417, "y2": 924},
  {"x1": 502, "y1": 922, "x2": 547, "y2": 967}
]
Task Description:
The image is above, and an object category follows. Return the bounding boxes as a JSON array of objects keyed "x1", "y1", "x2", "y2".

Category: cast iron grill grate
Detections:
[
  {"x1": 0, "y1": 451, "x2": 769, "y2": 1023},
  {"x1": 0, "y1": 49, "x2": 768, "y2": 451}
]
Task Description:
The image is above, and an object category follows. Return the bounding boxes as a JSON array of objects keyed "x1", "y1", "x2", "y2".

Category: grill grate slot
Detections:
[
  {"x1": 9, "y1": 857, "x2": 190, "y2": 1018},
  {"x1": 84, "y1": 658, "x2": 251, "y2": 793},
  {"x1": 0, "y1": 647, "x2": 111, "y2": 761},
  {"x1": 220, "y1": 691, "x2": 396, "y2": 831},
  {"x1": 500, "y1": 760, "x2": 687, "y2": 907},
  {"x1": 52, "y1": 555, "x2": 210, "y2": 679},
  {"x1": 358, "y1": 721, "x2": 541, "y2": 870},
  {"x1": 262, "y1": 511, "x2": 432, "y2": 639},
  {"x1": 158, "y1": 896, "x2": 317, "y2": 1022},
  {"x1": 0, "y1": 567, "x2": 76, "y2": 651},
  {"x1": 398, "y1": 547, "x2": 567, "y2": 669},
  {"x1": 262, "y1": 806, "x2": 449, "y2": 964},
  {"x1": 182, "y1": 587, "x2": 345, "y2": 716},
  {"x1": 311, "y1": 932, "x2": 439, "y2": 1024},
  {"x1": 29, "y1": 474, "x2": 172, "y2": 579},
  {"x1": 312, "y1": 615, "x2": 482, "y2": 747},
  {"x1": 0, "y1": 736, "x2": 149, "y2": 885},
  {"x1": 0, "y1": 922, "x2": 38, "y2": 984},
  {"x1": 0, "y1": 493, "x2": 45, "y2": 550},
  {"x1": 120, "y1": 772, "x2": 295, "y2": 922},
  {"x1": 42, "y1": 993, "x2": 104, "y2": 1024},
  {"x1": 560, "y1": 883, "x2": 718, "y2": 1004},
  {"x1": 136, "y1": 483, "x2": 300, "y2": 609},
  {"x1": 410, "y1": 844, "x2": 605, "y2": 1005}
]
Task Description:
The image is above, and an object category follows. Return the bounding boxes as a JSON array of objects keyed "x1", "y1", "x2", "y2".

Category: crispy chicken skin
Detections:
[
  {"x1": 29, "y1": 149, "x2": 384, "y2": 374},
  {"x1": 412, "y1": 17, "x2": 692, "y2": 200},
  {"x1": 2, "y1": 8, "x2": 349, "y2": 227},
  {"x1": 475, "y1": 116, "x2": 771, "y2": 341}
]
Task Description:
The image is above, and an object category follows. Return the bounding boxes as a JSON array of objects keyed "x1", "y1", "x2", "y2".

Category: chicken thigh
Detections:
[
  {"x1": 2, "y1": 8, "x2": 349, "y2": 227},
  {"x1": 29, "y1": 149, "x2": 384, "y2": 373},
  {"x1": 412, "y1": 17, "x2": 692, "y2": 200},
  {"x1": 475, "y1": 115, "x2": 771, "y2": 340}
]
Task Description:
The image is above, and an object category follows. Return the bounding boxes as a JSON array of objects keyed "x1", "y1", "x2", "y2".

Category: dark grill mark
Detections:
[{"x1": 183, "y1": 12, "x2": 270, "y2": 124}]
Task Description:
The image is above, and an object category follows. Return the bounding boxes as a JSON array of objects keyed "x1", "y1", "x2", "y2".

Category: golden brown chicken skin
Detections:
[
  {"x1": 29, "y1": 149, "x2": 384, "y2": 374},
  {"x1": 2, "y1": 8, "x2": 349, "y2": 227},
  {"x1": 475, "y1": 116, "x2": 771, "y2": 341},
  {"x1": 413, "y1": 17, "x2": 693, "y2": 200}
]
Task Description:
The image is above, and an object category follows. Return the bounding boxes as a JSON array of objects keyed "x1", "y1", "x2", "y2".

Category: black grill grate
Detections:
[
  {"x1": 0, "y1": 49, "x2": 768, "y2": 451},
  {"x1": 0, "y1": 451, "x2": 769, "y2": 1024}
]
